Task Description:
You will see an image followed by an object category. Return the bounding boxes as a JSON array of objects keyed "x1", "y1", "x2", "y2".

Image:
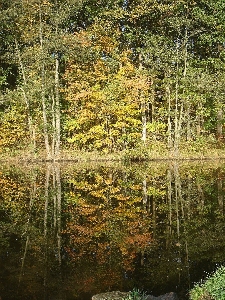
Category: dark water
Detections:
[{"x1": 0, "y1": 161, "x2": 225, "y2": 300}]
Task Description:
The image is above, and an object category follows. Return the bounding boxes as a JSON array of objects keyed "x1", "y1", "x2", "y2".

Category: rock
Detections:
[
  {"x1": 92, "y1": 291, "x2": 129, "y2": 300},
  {"x1": 146, "y1": 292, "x2": 179, "y2": 300},
  {"x1": 92, "y1": 291, "x2": 179, "y2": 300}
]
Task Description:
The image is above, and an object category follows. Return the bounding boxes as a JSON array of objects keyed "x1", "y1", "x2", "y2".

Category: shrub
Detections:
[{"x1": 190, "y1": 266, "x2": 225, "y2": 300}]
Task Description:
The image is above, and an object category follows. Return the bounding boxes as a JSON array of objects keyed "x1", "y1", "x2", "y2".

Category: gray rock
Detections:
[
  {"x1": 92, "y1": 291, "x2": 129, "y2": 300},
  {"x1": 146, "y1": 292, "x2": 179, "y2": 300},
  {"x1": 92, "y1": 291, "x2": 179, "y2": 300}
]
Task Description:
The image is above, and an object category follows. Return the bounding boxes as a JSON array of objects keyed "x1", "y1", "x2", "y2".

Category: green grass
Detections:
[
  {"x1": 190, "y1": 266, "x2": 225, "y2": 300},
  {"x1": 123, "y1": 288, "x2": 148, "y2": 300}
]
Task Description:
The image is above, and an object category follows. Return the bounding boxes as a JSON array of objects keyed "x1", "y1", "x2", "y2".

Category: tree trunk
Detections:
[
  {"x1": 217, "y1": 104, "x2": 223, "y2": 140},
  {"x1": 174, "y1": 39, "x2": 180, "y2": 155},
  {"x1": 39, "y1": 5, "x2": 51, "y2": 160},
  {"x1": 196, "y1": 103, "x2": 202, "y2": 137},
  {"x1": 166, "y1": 86, "x2": 173, "y2": 149},
  {"x1": 141, "y1": 101, "x2": 147, "y2": 144},
  {"x1": 15, "y1": 38, "x2": 36, "y2": 152},
  {"x1": 54, "y1": 53, "x2": 61, "y2": 159},
  {"x1": 186, "y1": 103, "x2": 191, "y2": 141}
]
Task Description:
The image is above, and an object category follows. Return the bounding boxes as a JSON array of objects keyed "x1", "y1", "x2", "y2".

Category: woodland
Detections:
[{"x1": 1, "y1": 0, "x2": 225, "y2": 159}]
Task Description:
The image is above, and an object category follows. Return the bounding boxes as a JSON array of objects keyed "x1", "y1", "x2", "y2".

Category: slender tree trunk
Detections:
[
  {"x1": 196, "y1": 103, "x2": 202, "y2": 136},
  {"x1": 54, "y1": 53, "x2": 61, "y2": 159},
  {"x1": 15, "y1": 38, "x2": 36, "y2": 152},
  {"x1": 174, "y1": 39, "x2": 180, "y2": 155},
  {"x1": 39, "y1": 5, "x2": 51, "y2": 160},
  {"x1": 51, "y1": 92, "x2": 56, "y2": 158},
  {"x1": 138, "y1": 53, "x2": 147, "y2": 145},
  {"x1": 183, "y1": 27, "x2": 188, "y2": 78},
  {"x1": 217, "y1": 103, "x2": 223, "y2": 140},
  {"x1": 141, "y1": 101, "x2": 147, "y2": 144},
  {"x1": 186, "y1": 103, "x2": 191, "y2": 141},
  {"x1": 183, "y1": 26, "x2": 192, "y2": 142},
  {"x1": 166, "y1": 86, "x2": 173, "y2": 149},
  {"x1": 150, "y1": 87, "x2": 155, "y2": 123}
]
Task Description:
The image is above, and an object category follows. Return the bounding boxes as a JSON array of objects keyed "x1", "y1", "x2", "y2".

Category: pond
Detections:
[{"x1": 0, "y1": 161, "x2": 225, "y2": 300}]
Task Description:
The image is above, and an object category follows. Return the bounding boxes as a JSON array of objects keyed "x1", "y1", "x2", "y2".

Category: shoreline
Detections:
[{"x1": 2, "y1": 148, "x2": 225, "y2": 164}]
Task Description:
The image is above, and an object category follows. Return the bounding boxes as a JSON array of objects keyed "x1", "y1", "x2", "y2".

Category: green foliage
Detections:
[
  {"x1": 123, "y1": 288, "x2": 148, "y2": 300},
  {"x1": 122, "y1": 145, "x2": 149, "y2": 162},
  {"x1": 1, "y1": 0, "x2": 225, "y2": 155},
  {"x1": 190, "y1": 266, "x2": 225, "y2": 300}
]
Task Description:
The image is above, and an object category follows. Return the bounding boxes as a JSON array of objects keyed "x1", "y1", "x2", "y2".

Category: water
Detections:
[{"x1": 0, "y1": 161, "x2": 225, "y2": 300}]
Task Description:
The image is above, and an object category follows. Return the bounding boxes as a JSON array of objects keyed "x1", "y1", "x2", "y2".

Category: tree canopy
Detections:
[{"x1": 1, "y1": 0, "x2": 225, "y2": 157}]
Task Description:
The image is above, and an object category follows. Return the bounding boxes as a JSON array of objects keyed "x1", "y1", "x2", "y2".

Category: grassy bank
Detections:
[{"x1": 1, "y1": 140, "x2": 225, "y2": 163}]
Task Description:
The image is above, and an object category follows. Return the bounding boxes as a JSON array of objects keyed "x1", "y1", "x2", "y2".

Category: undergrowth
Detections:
[
  {"x1": 190, "y1": 266, "x2": 225, "y2": 300},
  {"x1": 123, "y1": 288, "x2": 148, "y2": 300}
]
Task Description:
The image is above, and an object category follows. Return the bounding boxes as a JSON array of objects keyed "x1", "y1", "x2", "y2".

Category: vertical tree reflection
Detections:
[
  {"x1": 1, "y1": 163, "x2": 225, "y2": 299},
  {"x1": 43, "y1": 163, "x2": 62, "y2": 299}
]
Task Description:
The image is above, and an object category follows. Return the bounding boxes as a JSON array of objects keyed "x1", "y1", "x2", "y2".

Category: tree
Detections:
[{"x1": 0, "y1": 0, "x2": 84, "y2": 158}]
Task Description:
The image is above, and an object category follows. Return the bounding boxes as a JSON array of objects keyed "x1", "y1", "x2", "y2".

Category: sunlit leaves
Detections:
[
  {"x1": 1, "y1": 0, "x2": 225, "y2": 153},
  {"x1": 0, "y1": 103, "x2": 30, "y2": 149},
  {"x1": 64, "y1": 36, "x2": 152, "y2": 151}
]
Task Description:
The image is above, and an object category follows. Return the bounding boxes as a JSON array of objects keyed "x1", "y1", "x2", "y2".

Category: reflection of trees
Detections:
[
  {"x1": 0, "y1": 163, "x2": 225, "y2": 299},
  {"x1": 131, "y1": 163, "x2": 225, "y2": 297},
  {"x1": 0, "y1": 164, "x2": 63, "y2": 299},
  {"x1": 64, "y1": 167, "x2": 152, "y2": 294}
]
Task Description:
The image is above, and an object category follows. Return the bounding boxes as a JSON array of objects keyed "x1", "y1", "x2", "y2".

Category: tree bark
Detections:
[
  {"x1": 166, "y1": 86, "x2": 173, "y2": 149},
  {"x1": 217, "y1": 104, "x2": 223, "y2": 140},
  {"x1": 15, "y1": 38, "x2": 36, "y2": 152},
  {"x1": 141, "y1": 101, "x2": 147, "y2": 144},
  {"x1": 39, "y1": 5, "x2": 52, "y2": 160},
  {"x1": 54, "y1": 53, "x2": 61, "y2": 159}
]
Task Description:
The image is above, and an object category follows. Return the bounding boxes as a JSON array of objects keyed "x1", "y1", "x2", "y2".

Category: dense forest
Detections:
[{"x1": 1, "y1": 0, "x2": 225, "y2": 159}]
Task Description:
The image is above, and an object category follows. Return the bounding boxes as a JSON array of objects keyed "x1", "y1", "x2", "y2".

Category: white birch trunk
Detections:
[
  {"x1": 15, "y1": 39, "x2": 36, "y2": 152},
  {"x1": 54, "y1": 54, "x2": 61, "y2": 159},
  {"x1": 39, "y1": 5, "x2": 51, "y2": 160}
]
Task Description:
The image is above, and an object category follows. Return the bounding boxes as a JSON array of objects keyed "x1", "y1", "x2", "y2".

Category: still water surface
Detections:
[{"x1": 0, "y1": 161, "x2": 225, "y2": 300}]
